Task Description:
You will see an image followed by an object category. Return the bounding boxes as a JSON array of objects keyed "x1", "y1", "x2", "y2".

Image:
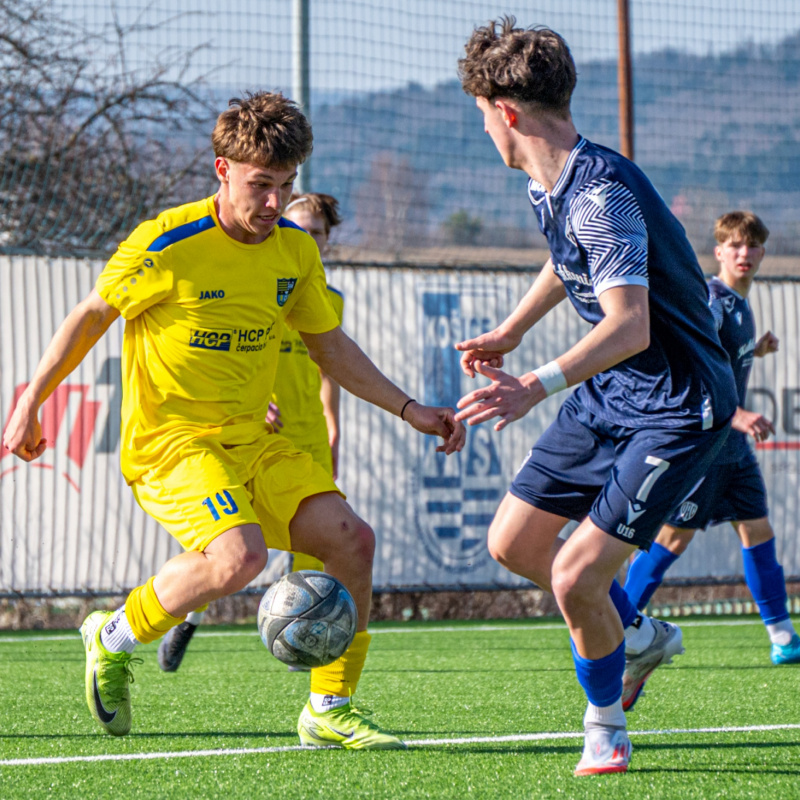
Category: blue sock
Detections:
[
  {"x1": 742, "y1": 539, "x2": 789, "y2": 625},
  {"x1": 623, "y1": 544, "x2": 679, "y2": 611},
  {"x1": 570, "y1": 639, "x2": 625, "y2": 707},
  {"x1": 609, "y1": 578, "x2": 639, "y2": 629}
]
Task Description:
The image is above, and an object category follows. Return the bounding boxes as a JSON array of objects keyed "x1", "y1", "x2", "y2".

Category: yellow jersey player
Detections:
[
  {"x1": 3, "y1": 92, "x2": 465, "y2": 749},
  {"x1": 158, "y1": 192, "x2": 346, "y2": 673}
]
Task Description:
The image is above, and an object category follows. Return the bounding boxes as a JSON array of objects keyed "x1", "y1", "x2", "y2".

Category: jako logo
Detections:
[
  {"x1": 200, "y1": 290, "x2": 225, "y2": 300},
  {"x1": 190, "y1": 330, "x2": 232, "y2": 351}
]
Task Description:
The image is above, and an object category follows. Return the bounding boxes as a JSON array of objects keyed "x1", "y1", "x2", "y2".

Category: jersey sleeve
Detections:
[
  {"x1": 708, "y1": 292, "x2": 725, "y2": 332},
  {"x1": 570, "y1": 180, "x2": 649, "y2": 297},
  {"x1": 285, "y1": 254, "x2": 340, "y2": 334},
  {"x1": 95, "y1": 221, "x2": 175, "y2": 319},
  {"x1": 326, "y1": 287, "x2": 345, "y2": 325}
]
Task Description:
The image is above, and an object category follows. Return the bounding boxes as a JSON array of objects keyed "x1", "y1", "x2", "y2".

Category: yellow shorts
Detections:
[
  {"x1": 288, "y1": 436, "x2": 333, "y2": 476},
  {"x1": 131, "y1": 433, "x2": 341, "y2": 552}
]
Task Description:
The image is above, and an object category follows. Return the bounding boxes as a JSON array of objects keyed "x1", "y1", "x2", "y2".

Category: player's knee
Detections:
[
  {"x1": 486, "y1": 533, "x2": 506, "y2": 565},
  {"x1": 486, "y1": 525, "x2": 514, "y2": 566},
  {"x1": 345, "y1": 519, "x2": 375, "y2": 566},
  {"x1": 550, "y1": 564, "x2": 595, "y2": 613}
]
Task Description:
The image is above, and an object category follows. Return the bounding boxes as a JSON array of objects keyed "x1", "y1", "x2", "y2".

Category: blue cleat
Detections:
[{"x1": 771, "y1": 633, "x2": 800, "y2": 665}]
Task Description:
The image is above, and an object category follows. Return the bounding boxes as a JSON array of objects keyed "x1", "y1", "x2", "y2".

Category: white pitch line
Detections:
[
  {"x1": 3, "y1": 723, "x2": 800, "y2": 767},
  {"x1": 0, "y1": 617, "x2": 790, "y2": 644}
]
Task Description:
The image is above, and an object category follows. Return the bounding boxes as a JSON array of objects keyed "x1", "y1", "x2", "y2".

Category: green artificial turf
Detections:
[{"x1": 1, "y1": 617, "x2": 799, "y2": 799}]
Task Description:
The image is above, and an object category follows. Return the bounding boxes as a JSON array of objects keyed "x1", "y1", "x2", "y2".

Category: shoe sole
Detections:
[
  {"x1": 299, "y1": 726, "x2": 407, "y2": 750},
  {"x1": 574, "y1": 763, "x2": 629, "y2": 776}
]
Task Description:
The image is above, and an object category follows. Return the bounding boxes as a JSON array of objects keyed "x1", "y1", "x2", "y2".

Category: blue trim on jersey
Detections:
[
  {"x1": 551, "y1": 137, "x2": 587, "y2": 196},
  {"x1": 146, "y1": 216, "x2": 215, "y2": 252},
  {"x1": 326, "y1": 284, "x2": 344, "y2": 300},
  {"x1": 278, "y1": 217, "x2": 305, "y2": 231}
]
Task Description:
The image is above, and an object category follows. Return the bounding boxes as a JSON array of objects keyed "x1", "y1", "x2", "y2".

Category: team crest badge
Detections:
[
  {"x1": 277, "y1": 278, "x2": 297, "y2": 307},
  {"x1": 675, "y1": 501, "x2": 699, "y2": 523}
]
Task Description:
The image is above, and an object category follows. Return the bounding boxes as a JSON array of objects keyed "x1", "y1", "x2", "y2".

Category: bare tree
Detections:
[
  {"x1": 355, "y1": 152, "x2": 429, "y2": 251},
  {"x1": 0, "y1": 0, "x2": 217, "y2": 255}
]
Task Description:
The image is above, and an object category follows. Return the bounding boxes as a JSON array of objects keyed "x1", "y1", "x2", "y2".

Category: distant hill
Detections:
[{"x1": 308, "y1": 30, "x2": 800, "y2": 255}]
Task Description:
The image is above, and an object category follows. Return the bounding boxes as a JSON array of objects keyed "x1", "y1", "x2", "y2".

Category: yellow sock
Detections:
[
  {"x1": 125, "y1": 577, "x2": 185, "y2": 644},
  {"x1": 310, "y1": 630, "x2": 371, "y2": 697},
  {"x1": 292, "y1": 552, "x2": 324, "y2": 572}
]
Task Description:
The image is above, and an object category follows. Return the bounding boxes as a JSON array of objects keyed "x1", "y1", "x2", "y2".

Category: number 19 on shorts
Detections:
[{"x1": 201, "y1": 490, "x2": 240, "y2": 521}]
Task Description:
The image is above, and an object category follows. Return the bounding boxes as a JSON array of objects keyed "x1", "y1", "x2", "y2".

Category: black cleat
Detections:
[{"x1": 157, "y1": 621, "x2": 198, "y2": 672}]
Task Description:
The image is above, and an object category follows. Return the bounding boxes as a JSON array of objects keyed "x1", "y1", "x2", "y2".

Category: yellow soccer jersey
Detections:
[
  {"x1": 95, "y1": 196, "x2": 340, "y2": 483},
  {"x1": 273, "y1": 286, "x2": 344, "y2": 450}
]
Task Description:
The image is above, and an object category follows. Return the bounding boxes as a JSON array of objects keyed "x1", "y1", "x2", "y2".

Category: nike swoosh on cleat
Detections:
[
  {"x1": 327, "y1": 726, "x2": 356, "y2": 740},
  {"x1": 93, "y1": 667, "x2": 117, "y2": 724}
]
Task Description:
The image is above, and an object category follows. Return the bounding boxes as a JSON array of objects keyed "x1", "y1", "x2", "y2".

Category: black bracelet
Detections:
[{"x1": 400, "y1": 398, "x2": 416, "y2": 421}]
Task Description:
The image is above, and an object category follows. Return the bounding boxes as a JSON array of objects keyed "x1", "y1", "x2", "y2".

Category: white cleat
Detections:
[
  {"x1": 574, "y1": 725, "x2": 632, "y2": 776},
  {"x1": 622, "y1": 619, "x2": 684, "y2": 711}
]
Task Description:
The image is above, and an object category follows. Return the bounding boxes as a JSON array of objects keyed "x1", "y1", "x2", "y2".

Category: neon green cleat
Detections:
[
  {"x1": 297, "y1": 701, "x2": 407, "y2": 750},
  {"x1": 79, "y1": 611, "x2": 141, "y2": 736}
]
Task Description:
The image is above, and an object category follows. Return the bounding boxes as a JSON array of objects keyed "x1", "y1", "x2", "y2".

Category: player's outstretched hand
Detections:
[
  {"x1": 455, "y1": 328, "x2": 521, "y2": 378},
  {"x1": 2, "y1": 405, "x2": 47, "y2": 462},
  {"x1": 754, "y1": 330, "x2": 779, "y2": 358},
  {"x1": 455, "y1": 361, "x2": 544, "y2": 431},
  {"x1": 403, "y1": 402, "x2": 466, "y2": 455},
  {"x1": 731, "y1": 407, "x2": 775, "y2": 443}
]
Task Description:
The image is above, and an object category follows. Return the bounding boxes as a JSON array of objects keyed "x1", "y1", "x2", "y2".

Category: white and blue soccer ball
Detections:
[{"x1": 258, "y1": 570, "x2": 357, "y2": 669}]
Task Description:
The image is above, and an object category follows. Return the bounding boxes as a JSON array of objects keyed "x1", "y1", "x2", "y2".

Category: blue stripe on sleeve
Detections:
[{"x1": 146, "y1": 216, "x2": 216, "y2": 252}]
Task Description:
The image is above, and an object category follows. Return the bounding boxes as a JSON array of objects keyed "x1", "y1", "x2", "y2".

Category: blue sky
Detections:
[{"x1": 54, "y1": 0, "x2": 799, "y2": 95}]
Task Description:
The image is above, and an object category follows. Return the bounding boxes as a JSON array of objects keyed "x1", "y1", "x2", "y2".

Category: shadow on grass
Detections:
[{"x1": 0, "y1": 730, "x2": 298, "y2": 740}]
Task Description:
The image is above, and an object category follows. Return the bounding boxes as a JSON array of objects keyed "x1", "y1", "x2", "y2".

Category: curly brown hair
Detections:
[
  {"x1": 714, "y1": 211, "x2": 770, "y2": 247},
  {"x1": 285, "y1": 192, "x2": 342, "y2": 236},
  {"x1": 458, "y1": 16, "x2": 576, "y2": 117},
  {"x1": 211, "y1": 91, "x2": 313, "y2": 169}
]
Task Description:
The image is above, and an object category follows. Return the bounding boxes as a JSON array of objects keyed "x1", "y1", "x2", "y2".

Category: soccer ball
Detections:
[{"x1": 257, "y1": 570, "x2": 358, "y2": 669}]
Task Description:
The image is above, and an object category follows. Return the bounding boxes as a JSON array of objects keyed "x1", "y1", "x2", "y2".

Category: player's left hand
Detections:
[
  {"x1": 731, "y1": 407, "x2": 775, "y2": 442},
  {"x1": 754, "y1": 330, "x2": 779, "y2": 357},
  {"x1": 454, "y1": 361, "x2": 544, "y2": 431},
  {"x1": 403, "y1": 403, "x2": 466, "y2": 455}
]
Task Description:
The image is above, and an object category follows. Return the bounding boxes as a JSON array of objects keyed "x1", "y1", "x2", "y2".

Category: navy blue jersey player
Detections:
[
  {"x1": 456, "y1": 18, "x2": 737, "y2": 776},
  {"x1": 624, "y1": 211, "x2": 800, "y2": 666}
]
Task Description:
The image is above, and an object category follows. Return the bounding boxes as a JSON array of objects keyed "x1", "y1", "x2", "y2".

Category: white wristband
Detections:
[{"x1": 531, "y1": 361, "x2": 568, "y2": 397}]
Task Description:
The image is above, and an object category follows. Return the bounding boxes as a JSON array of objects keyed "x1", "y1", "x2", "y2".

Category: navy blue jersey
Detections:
[
  {"x1": 527, "y1": 137, "x2": 737, "y2": 430},
  {"x1": 707, "y1": 276, "x2": 757, "y2": 462}
]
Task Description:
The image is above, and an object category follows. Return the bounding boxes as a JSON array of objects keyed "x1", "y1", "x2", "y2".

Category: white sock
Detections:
[
  {"x1": 185, "y1": 610, "x2": 205, "y2": 626},
  {"x1": 584, "y1": 699, "x2": 626, "y2": 729},
  {"x1": 99, "y1": 607, "x2": 139, "y2": 654},
  {"x1": 766, "y1": 619, "x2": 795, "y2": 646},
  {"x1": 310, "y1": 693, "x2": 350, "y2": 713},
  {"x1": 624, "y1": 614, "x2": 657, "y2": 655}
]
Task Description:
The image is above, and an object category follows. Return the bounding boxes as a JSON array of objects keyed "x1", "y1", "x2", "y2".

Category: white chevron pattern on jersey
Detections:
[{"x1": 569, "y1": 179, "x2": 649, "y2": 295}]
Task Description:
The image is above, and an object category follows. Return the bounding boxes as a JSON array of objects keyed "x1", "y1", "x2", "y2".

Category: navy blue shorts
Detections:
[
  {"x1": 510, "y1": 392, "x2": 731, "y2": 550},
  {"x1": 666, "y1": 449, "x2": 768, "y2": 529}
]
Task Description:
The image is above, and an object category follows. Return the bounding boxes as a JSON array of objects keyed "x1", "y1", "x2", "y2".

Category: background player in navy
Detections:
[
  {"x1": 624, "y1": 211, "x2": 800, "y2": 665},
  {"x1": 455, "y1": 18, "x2": 737, "y2": 775}
]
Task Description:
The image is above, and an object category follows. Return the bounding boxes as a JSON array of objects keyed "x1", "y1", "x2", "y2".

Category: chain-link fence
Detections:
[{"x1": 2, "y1": 0, "x2": 798, "y2": 258}]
